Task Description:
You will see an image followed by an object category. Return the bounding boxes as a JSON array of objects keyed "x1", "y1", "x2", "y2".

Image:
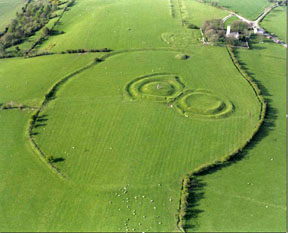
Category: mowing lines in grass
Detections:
[{"x1": 186, "y1": 39, "x2": 286, "y2": 233}]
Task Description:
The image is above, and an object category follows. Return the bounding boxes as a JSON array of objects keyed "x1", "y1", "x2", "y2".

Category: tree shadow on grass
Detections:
[
  {"x1": 50, "y1": 29, "x2": 65, "y2": 36},
  {"x1": 31, "y1": 114, "x2": 49, "y2": 135},
  {"x1": 64, "y1": 1, "x2": 77, "y2": 11},
  {"x1": 199, "y1": 50, "x2": 277, "y2": 177},
  {"x1": 53, "y1": 157, "x2": 65, "y2": 163},
  {"x1": 30, "y1": 132, "x2": 39, "y2": 136},
  {"x1": 34, "y1": 123, "x2": 47, "y2": 128},
  {"x1": 248, "y1": 38, "x2": 267, "y2": 50},
  {"x1": 184, "y1": 178, "x2": 205, "y2": 230},
  {"x1": 185, "y1": 47, "x2": 278, "y2": 230},
  {"x1": 36, "y1": 117, "x2": 48, "y2": 122},
  {"x1": 248, "y1": 35, "x2": 276, "y2": 50},
  {"x1": 235, "y1": 48, "x2": 277, "y2": 146},
  {"x1": 185, "y1": 103, "x2": 277, "y2": 231},
  {"x1": 185, "y1": 98, "x2": 277, "y2": 231}
]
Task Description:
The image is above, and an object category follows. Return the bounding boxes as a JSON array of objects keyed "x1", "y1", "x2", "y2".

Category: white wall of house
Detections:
[{"x1": 226, "y1": 25, "x2": 231, "y2": 36}]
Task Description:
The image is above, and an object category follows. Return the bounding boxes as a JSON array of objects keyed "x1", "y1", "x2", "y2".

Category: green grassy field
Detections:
[
  {"x1": 37, "y1": 0, "x2": 228, "y2": 52},
  {"x1": 0, "y1": 46, "x2": 260, "y2": 231},
  {"x1": 203, "y1": 0, "x2": 273, "y2": 20},
  {"x1": 186, "y1": 39, "x2": 287, "y2": 232},
  {"x1": 0, "y1": 54, "x2": 97, "y2": 106},
  {"x1": 180, "y1": 0, "x2": 228, "y2": 27},
  {"x1": 261, "y1": 6, "x2": 287, "y2": 43},
  {"x1": 224, "y1": 15, "x2": 239, "y2": 28},
  {"x1": 0, "y1": 0, "x2": 286, "y2": 231},
  {"x1": 0, "y1": 0, "x2": 26, "y2": 32}
]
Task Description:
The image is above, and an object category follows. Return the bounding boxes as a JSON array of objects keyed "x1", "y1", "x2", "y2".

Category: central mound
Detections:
[
  {"x1": 140, "y1": 81, "x2": 175, "y2": 96},
  {"x1": 125, "y1": 73, "x2": 185, "y2": 102}
]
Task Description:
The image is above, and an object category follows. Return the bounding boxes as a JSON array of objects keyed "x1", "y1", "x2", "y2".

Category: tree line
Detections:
[
  {"x1": 268, "y1": 0, "x2": 287, "y2": 5},
  {"x1": 0, "y1": 0, "x2": 60, "y2": 54}
]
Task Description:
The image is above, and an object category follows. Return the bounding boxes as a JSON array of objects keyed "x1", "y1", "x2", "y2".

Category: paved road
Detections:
[{"x1": 222, "y1": 3, "x2": 287, "y2": 48}]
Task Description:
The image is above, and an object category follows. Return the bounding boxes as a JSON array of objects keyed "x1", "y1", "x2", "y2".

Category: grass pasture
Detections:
[
  {"x1": 185, "y1": 39, "x2": 287, "y2": 232},
  {"x1": 224, "y1": 15, "x2": 239, "y2": 28},
  {"x1": 202, "y1": 0, "x2": 273, "y2": 20},
  {"x1": 33, "y1": 48, "x2": 260, "y2": 186},
  {"x1": 31, "y1": 48, "x2": 260, "y2": 231},
  {"x1": 180, "y1": 0, "x2": 228, "y2": 27},
  {"x1": 37, "y1": 0, "x2": 229, "y2": 52},
  {"x1": 0, "y1": 0, "x2": 26, "y2": 32},
  {"x1": 261, "y1": 6, "x2": 287, "y2": 43},
  {"x1": 1, "y1": 46, "x2": 261, "y2": 231},
  {"x1": 0, "y1": 0, "x2": 286, "y2": 231},
  {"x1": 38, "y1": 0, "x2": 180, "y2": 52},
  {"x1": 0, "y1": 53, "x2": 97, "y2": 106}
]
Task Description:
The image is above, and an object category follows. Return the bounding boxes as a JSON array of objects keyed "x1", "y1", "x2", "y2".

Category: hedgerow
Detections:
[{"x1": 177, "y1": 46, "x2": 267, "y2": 232}]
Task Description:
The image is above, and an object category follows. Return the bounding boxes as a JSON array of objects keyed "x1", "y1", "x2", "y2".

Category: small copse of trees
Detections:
[
  {"x1": 268, "y1": 0, "x2": 287, "y2": 5},
  {"x1": 201, "y1": 19, "x2": 225, "y2": 44},
  {"x1": 0, "y1": 0, "x2": 58, "y2": 49},
  {"x1": 0, "y1": 101, "x2": 26, "y2": 110},
  {"x1": 201, "y1": 18, "x2": 251, "y2": 46},
  {"x1": 66, "y1": 48, "x2": 112, "y2": 53}
]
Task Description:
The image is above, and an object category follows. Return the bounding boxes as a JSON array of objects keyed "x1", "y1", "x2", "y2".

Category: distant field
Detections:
[
  {"x1": 202, "y1": 0, "x2": 273, "y2": 20},
  {"x1": 38, "y1": 0, "x2": 228, "y2": 52},
  {"x1": 180, "y1": 0, "x2": 228, "y2": 27},
  {"x1": 0, "y1": 0, "x2": 26, "y2": 32},
  {"x1": 261, "y1": 6, "x2": 287, "y2": 43},
  {"x1": 0, "y1": 54, "x2": 97, "y2": 106},
  {"x1": 186, "y1": 39, "x2": 287, "y2": 232},
  {"x1": 224, "y1": 15, "x2": 239, "y2": 28}
]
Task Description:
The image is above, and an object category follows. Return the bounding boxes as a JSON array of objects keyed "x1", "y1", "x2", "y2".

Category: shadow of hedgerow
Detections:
[{"x1": 183, "y1": 46, "x2": 277, "y2": 231}]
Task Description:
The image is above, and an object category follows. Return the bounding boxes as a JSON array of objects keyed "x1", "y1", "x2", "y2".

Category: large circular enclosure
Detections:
[
  {"x1": 175, "y1": 90, "x2": 234, "y2": 118},
  {"x1": 125, "y1": 73, "x2": 185, "y2": 102},
  {"x1": 32, "y1": 49, "x2": 260, "y2": 189}
]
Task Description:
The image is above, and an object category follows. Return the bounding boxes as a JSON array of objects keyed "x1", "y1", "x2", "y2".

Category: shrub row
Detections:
[
  {"x1": 177, "y1": 46, "x2": 267, "y2": 231},
  {"x1": 1, "y1": 101, "x2": 26, "y2": 110},
  {"x1": 65, "y1": 48, "x2": 111, "y2": 53},
  {"x1": 226, "y1": 45, "x2": 266, "y2": 118},
  {"x1": 0, "y1": 54, "x2": 17, "y2": 59},
  {"x1": 169, "y1": 0, "x2": 175, "y2": 18},
  {"x1": 27, "y1": 102, "x2": 66, "y2": 177},
  {"x1": 187, "y1": 24, "x2": 199, "y2": 29},
  {"x1": 25, "y1": 50, "x2": 55, "y2": 58},
  {"x1": 177, "y1": 175, "x2": 194, "y2": 231}
]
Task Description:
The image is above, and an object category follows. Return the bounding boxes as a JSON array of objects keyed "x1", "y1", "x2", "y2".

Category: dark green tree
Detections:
[
  {"x1": 231, "y1": 20, "x2": 250, "y2": 33},
  {"x1": 0, "y1": 42, "x2": 5, "y2": 55},
  {"x1": 46, "y1": 155, "x2": 54, "y2": 163},
  {"x1": 42, "y1": 26, "x2": 50, "y2": 37}
]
